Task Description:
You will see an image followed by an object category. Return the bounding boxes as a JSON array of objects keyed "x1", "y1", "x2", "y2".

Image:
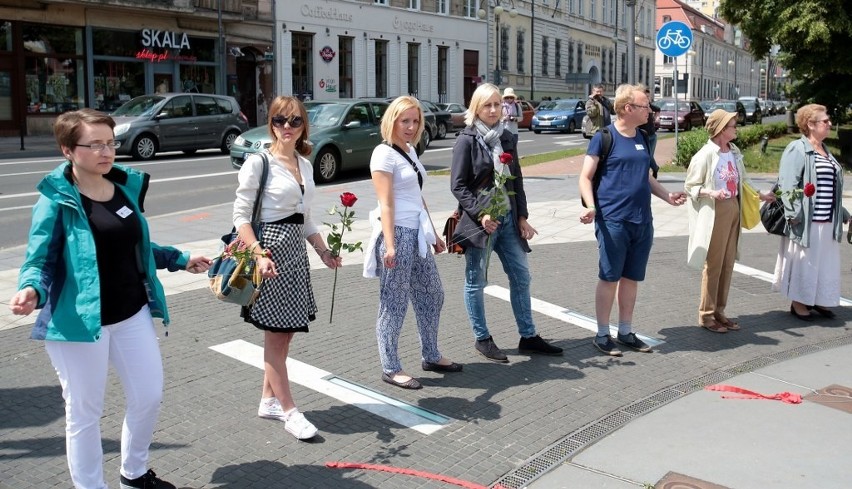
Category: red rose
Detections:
[
  {"x1": 803, "y1": 183, "x2": 816, "y2": 197},
  {"x1": 340, "y1": 192, "x2": 358, "y2": 207},
  {"x1": 499, "y1": 152, "x2": 513, "y2": 164}
]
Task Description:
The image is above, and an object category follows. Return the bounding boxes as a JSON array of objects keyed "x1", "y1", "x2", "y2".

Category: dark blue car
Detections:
[{"x1": 530, "y1": 99, "x2": 586, "y2": 134}]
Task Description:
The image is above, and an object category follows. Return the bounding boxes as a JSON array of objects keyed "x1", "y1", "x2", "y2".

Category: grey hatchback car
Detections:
[{"x1": 111, "y1": 93, "x2": 249, "y2": 160}]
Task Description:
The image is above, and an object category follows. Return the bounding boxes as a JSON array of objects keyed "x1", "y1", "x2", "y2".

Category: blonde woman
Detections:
[
  {"x1": 451, "y1": 83, "x2": 562, "y2": 362},
  {"x1": 363, "y1": 96, "x2": 459, "y2": 390}
]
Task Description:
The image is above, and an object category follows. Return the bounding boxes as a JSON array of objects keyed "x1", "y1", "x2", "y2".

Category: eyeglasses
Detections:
[
  {"x1": 812, "y1": 118, "x2": 831, "y2": 125},
  {"x1": 271, "y1": 115, "x2": 304, "y2": 128},
  {"x1": 629, "y1": 103, "x2": 650, "y2": 110},
  {"x1": 76, "y1": 141, "x2": 121, "y2": 152}
]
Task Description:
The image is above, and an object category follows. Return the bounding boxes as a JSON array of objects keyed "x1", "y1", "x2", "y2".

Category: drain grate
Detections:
[{"x1": 768, "y1": 344, "x2": 821, "y2": 361}]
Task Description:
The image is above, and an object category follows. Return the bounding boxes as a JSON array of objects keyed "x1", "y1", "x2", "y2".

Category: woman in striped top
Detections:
[{"x1": 773, "y1": 104, "x2": 848, "y2": 320}]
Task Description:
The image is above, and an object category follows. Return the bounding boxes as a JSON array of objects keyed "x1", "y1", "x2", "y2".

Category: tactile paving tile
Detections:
[
  {"x1": 655, "y1": 471, "x2": 731, "y2": 489},
  {"x1": 804, "y1": 384, "x2": 852, "y2": 414}
]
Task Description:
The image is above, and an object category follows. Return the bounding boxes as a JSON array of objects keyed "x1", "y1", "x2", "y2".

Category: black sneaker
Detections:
[
  {"x1": 475, "y1": 336, "x2": 509, "y2": 363},
  {"x1": 120, "y1": 469, "x2": 176, "y2": 489},
  {"x1": 593, "y1": 335, "x2": 623, "y2": 357},
  {"x1": 616, "y1": 332, "x2": 652, "y2": 353},
  {"x1": 518, "y1": 335, "x2": 564, "y2": 356}
]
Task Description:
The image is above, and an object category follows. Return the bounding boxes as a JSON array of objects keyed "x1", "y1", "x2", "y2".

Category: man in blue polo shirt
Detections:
[{"x1": 578, "y1": 84, "x2": 687, "y2": 356}]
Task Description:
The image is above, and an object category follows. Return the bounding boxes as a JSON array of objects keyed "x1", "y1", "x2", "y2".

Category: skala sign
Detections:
[{"x1": 141, "y1": 29, "x2": 191, "y2": 50}]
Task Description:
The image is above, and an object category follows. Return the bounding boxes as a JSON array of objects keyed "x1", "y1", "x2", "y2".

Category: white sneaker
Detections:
[
  {"x1": 257, "y1": 397, "x2": 287, "y2": 421},
  {"x1": 284, "y1": 409, "x2": 318, "y2": 440}
]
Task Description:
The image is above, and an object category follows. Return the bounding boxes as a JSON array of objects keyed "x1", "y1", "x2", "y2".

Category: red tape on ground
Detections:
[
  {"x1": 705, "y1": 384, "x2": 802, "y2": 404},
  {"x1": 325, "y1": 461, "x2": 509, "y2": 489}
]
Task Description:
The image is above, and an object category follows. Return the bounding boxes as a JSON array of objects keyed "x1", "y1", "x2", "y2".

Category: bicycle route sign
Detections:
[{"x1": 656, "y1": 20, "x2": 693, "y2": 57}]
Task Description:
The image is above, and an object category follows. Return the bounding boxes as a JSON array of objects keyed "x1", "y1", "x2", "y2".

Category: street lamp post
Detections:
[
  {"x1": 626, "y1": 0, "x2": 637, "y2": 83},
  {"x1": 728, "y1": 59, "x2": 735, "y2": 98},
  {"x1": 685, "y1": 49, "x2": 696, "y2": 99},
  {"x1": 478, "y1": 1, "x2": 517, "y2": 85}
]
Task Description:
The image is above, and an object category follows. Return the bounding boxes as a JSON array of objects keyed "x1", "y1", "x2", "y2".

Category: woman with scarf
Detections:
[{"x1": 450, "y1": 83, "x2": 563, "y2": 363}]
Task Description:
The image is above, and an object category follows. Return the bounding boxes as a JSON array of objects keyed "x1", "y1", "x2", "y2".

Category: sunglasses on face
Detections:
[{"x1": 271, "y1": 115, "x2": 304, "y2": 128}]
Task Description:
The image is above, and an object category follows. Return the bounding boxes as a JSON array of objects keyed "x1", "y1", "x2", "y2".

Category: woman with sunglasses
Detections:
[
  {"x1": 773, "y1": 104, "x2": 847, "y2": 321},
  {"x1": 363, "y1": 96, "x2": 460, "y2": 390},
  {"x1": 233, "y1": 96, "x2": 340, "y2": 439},
  {"x1": 8, "y1": 109, "x2": 212, "y2": 489}
]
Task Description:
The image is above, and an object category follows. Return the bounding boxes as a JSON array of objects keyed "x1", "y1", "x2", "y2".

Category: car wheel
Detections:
[
  {"x1": 221, "y1": 131, "x2": 239, "y2": 153},
  {"x1": 533, "y1": 129, "x2": 541, "y2": 134},
  {"x1": 182, "y1": 149, "x2": 197, "y2": 155},
  {"x1": 567, "y1": 120, "x2": 576, "y2": 134},
  {"x1": 314, "y1": 147, "x2": 340, "y2": 184},
  {"x1": 131, "y1": 135, "x2": 157, "y2": 161},
  {"x1": 437, "y1": 122, "x2": 447, "y2": 139},
  {"x1": 422, "y1": 129, "x2": 432, "y2": 148}
]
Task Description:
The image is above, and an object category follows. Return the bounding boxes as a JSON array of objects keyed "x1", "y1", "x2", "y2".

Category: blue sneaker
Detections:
[{"x1": 593, "y1": 335, "x2": 623, "y2": 357}]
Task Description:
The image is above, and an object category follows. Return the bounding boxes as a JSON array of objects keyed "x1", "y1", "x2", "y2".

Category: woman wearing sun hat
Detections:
[
  {"x1": 685, "y1": 109, "x2": 776, "y2": 333},
  {"x1": 501, "y1": 87, "x2": 522, "y2": 149}
]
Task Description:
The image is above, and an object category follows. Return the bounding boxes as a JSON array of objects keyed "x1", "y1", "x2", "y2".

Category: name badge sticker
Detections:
[
  {"x1": 116, "y1": 206, "x2": 133, "y2": 218},
  {"x1": 635, "y1": 144, "x2": 645, "y2": 151}
]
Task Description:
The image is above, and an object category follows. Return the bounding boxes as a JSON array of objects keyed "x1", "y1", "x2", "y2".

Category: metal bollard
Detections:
[{"x1": 760, "y1": 135, "x2": 769, "y2": 154}]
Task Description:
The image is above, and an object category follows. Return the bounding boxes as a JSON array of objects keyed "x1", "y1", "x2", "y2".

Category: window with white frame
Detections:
[
  {"x1": 437, "y1": 0, "x2": 448, "y2": 14},
  {"x1": 500, "y1": 26, "x2": 510, "y2": 71},
  {"x1": 590, "y1": 0, "x2": 596, "y2": 20},
  {"x1": 408, "y1": 43, "x2": 420, "y2": 96},
  {"x1": 374, "y1": 0, "x2": 387, "y2": 5},
  {"x1": 610, "y1": 0, "x2": 616, "y2": 25},
  {"x1": 463, "y1": 0, "x2": 477, "y2": 18},
  {"x1": 409, "y1": 0, "x2": 420, "y2": 9},
  {"x1": 578, "y1": 0, "x2": 584, "y2": 18},
  {"x1": 568, "y1": 0, "x2": 575, "y2": 15}
]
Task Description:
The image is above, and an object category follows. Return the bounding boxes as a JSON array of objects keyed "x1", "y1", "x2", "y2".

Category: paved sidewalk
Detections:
[{"x1": 3, "y1": 133, "x2": 852, "y2": 489}]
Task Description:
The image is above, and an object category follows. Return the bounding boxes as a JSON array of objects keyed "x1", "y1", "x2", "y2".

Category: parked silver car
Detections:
[{"x1": 111, "y1": 93, "x2": 249, "y2": 160}]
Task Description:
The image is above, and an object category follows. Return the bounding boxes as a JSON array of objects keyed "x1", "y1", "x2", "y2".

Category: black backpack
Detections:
[{"x1": 582, "y1": 127, "x2": 657, "y2": 208}]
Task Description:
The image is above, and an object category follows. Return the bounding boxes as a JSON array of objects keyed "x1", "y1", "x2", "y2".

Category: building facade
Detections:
[{"x1": 655, "y1": 0, "x2": 761, "y2": 102}]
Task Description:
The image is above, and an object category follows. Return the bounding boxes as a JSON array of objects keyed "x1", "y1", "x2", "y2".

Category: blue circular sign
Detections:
[{"x1": 656, "y1": 21, "x2": 693, "y2": 57}]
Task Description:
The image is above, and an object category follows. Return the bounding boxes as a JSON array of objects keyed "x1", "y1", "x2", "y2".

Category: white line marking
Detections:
[
  {"x1": 209, "y1": 339, "x2": 449, "y2": 434},
  {"x1": 733, "y1": 263, "x2": 852, "y2": 306},
  {"x1": 484, "y1": 286, "x2": 665, "y2": 346}
]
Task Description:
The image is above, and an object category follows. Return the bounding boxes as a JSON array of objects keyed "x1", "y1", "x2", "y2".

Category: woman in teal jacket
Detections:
[{"x1": 8, "y1": 109, "x2": 211, "y2": 489}]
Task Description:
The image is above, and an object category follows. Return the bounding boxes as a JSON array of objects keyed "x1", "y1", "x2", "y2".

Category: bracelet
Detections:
[{"x1": 588, "y1": 205, "x2": 596, "y2": 212}]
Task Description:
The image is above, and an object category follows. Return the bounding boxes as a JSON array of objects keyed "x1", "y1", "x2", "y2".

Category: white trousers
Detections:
[{"x1": 45, "y1": 306, "x2": 164, "y2": 489}]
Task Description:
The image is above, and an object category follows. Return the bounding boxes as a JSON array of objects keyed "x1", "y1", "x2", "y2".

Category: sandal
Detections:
[
  {"x1": 716, "y1": 317, "x2": 740, "y2": 331},
  {"x1": 701, "y1": 320, "x2": 728, "y2": 334}
]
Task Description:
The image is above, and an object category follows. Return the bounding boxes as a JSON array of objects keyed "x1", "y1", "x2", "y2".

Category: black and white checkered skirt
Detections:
[{"x1": 242, "y1": 221, "x2": 317, "y2": 332}]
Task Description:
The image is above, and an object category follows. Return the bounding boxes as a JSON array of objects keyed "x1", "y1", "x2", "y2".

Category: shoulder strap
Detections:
[
  {"x1": 251, "y1": 153, "x2": 269, "y2": 224},
  {"x1": 390, "y1": 143, "x2": 423, "y2": 189}
]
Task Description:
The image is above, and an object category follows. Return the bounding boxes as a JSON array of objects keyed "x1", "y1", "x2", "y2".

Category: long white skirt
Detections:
[{"x1": 772, "y1": 222, "x2": 841, "y2": 306}]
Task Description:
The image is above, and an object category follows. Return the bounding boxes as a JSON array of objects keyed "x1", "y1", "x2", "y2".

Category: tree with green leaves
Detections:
[{"x1": 719, "y1": 0, "x2": 852, "y2": 121}]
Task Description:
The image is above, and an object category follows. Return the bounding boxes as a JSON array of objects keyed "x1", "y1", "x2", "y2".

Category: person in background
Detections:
[
  {"x1": 585, "y1": 84, "x2": 614, "y2": 134},
  {"x1": 8, "y1": 109, "x2": 212, "y2": 489},
  {"x1": 578, "y1": 84, "x2": 687, "y2": 357},
  {"x1": 685, "y1": 109, "x2": 776, "y2": 333},
  {"x1": 641, "y1": 86, "x2": 661, "y2": 160},
  {"x1": 363, "y1": 96, "x2": 460, "y2": 390},
  {"x1": 451, "y1": 83, "x2": 563, "y2": 363},
  {"x1": 234, "y1": 96, "x2": 340, "y2": 440},
  {"x1": 501, "y1": 87, "x2": 522, "y2": 150},
  {"x1": 773, "y1": 104, "x2": 847, "y2": 320}
]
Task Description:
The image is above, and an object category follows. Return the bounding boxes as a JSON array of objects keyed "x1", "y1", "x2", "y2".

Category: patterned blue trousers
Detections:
[{"x1": 375, "y1": 226, "x2": 444, "y2": 374}]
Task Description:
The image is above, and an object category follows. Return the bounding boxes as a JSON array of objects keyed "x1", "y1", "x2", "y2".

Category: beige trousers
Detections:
[{"x1": 699, "y1": 198, "x2": 740, "y2": 324}]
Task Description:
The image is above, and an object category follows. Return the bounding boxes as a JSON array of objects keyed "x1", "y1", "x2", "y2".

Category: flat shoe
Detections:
[
  {"x1": 421, "y1": 361, "x2": 463, "y2": 372},
  {"x1": 701, "y1": 320, "x2": 728, "y2": 333},
  {"x1": 810, "y1": 305, "x2": 836, "y2": 319},
  {"x1": 790, "y1": 305, "x2": 815, "y2": 321},
  {"x1": 716, "y1": 317, "x2": 740, "y2": 331},
  {"x1": 381, "y1": 372, "x2": 422, "y2": 390}
]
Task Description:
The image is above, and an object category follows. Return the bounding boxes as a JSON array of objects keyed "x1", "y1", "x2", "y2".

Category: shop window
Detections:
[
  {"x1": 437, "y1": 46, "x2": 448, "y2": 103},
  {"x1": 93, "y1": 60, "x2": 144, "y2": 112},
  {"x1": 292, "y1": 33, "x2": 313, "y2": 100},
  {"x1": 407, "y1": 43, "x2": 419, "y2": 97},
  {"x1": 25, "y1": 57, "x2": 85, "y2": 114},
  {"x1": 180, "y1": 65, "x2": 215, "y2": 93},
  {"x1": 93, "y1": 29, "x2": 138, "y2": 58},
  {"x1": 1, "y1": 21, "x2": 11, "y2": 51},
  {"x1": 23, "y1": 24, "x2": 83, "y2": 55},
  {"x1": 339, "y1": 37, "x2": 353, "y2": 98},
  {"x1": 375, "y1": 40, "x2": 388, "y2": 98}
]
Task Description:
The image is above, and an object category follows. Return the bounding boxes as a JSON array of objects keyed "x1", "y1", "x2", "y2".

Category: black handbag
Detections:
[{"x1": 760, "y1": 184, "x2": 786, "y2": 236}]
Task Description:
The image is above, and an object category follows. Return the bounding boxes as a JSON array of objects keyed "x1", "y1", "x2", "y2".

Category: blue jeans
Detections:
[{"x1": 463, "y1": 212, "x2": 537, "y2": 341}]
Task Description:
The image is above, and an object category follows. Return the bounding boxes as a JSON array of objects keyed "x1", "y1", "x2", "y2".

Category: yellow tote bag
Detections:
[{"x1": 741, "y1": 182, "x2": 761, "y2": 229}]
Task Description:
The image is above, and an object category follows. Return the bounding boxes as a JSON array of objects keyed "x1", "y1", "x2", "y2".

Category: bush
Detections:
[{"x1": 672, "y1": 122, "x2": 789, "y2": 166}]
